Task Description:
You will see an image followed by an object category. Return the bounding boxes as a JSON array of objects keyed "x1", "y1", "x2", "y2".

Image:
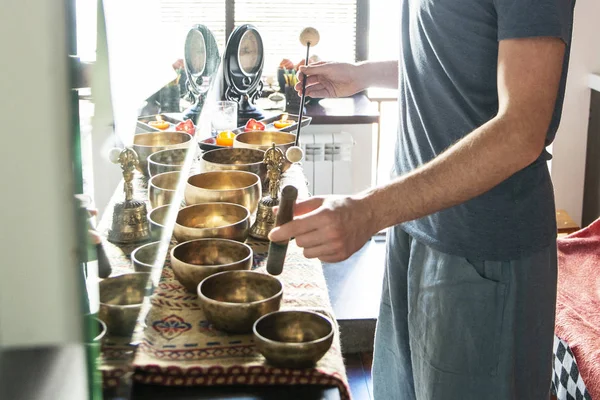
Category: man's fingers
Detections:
[
  {"x1": 294, "y1": 197, "x2": 324, "y2": 216},
  {"x1": 302, "y1": 243, "x2": 338, "y2": 259},
  {"x1": 268, "y1": 207, "x2": 323, "y2": 242}
]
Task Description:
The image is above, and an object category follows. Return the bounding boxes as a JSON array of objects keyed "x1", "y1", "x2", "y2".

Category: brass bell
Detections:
[
  {"x1": 107, "y1": 148, "x2": 151, "y2": 244},
  {"x1": 250, "y1": 144, "x2": 285, "y2": 240}
]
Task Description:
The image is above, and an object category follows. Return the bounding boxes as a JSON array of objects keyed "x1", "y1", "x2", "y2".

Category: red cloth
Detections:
[{"x1": 556, "y1": 218, "x2": 600, "y2": 399}]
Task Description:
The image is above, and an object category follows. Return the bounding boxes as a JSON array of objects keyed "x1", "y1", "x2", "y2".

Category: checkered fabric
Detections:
[{"x1": 552, "y1": 335, "x2": 592, "y2": 400}]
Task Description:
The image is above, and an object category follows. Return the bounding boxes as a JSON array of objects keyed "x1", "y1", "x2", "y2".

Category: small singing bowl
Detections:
[
  {"x1": 201, "y1": 148, "x2": 267, "y2": 183},
  {"x1": 197, "y1": 271, "x2": 283, "y2": 333},
  {"x1": 173, "y1": 202, "x2": 250, "y2": 243},
  {"x1": 184, "y1": 171, "x2": 261, "y2": 214},
  {"x1": 253, "y1": 310, "x2": 334, "y2": 368},
  {"x1": 98, "y1": 272, "x2": 150, "y2": 337},
  {"x1": 131, "y1": 241, "x2": 164, "y2": 272},
  {"x1": 148, "y1": 148, "x2": 188, "y2": 177},
  {"x1": 133, "y1": 131, "x2": 192, "y2": 177},
  {"x1": 233, "y1": 131, "x2": 296, "y2": 152},
  {"x1": 148, "y1": 204, "x2": 169, "y2": 241},
  {"x1": 149, "y1": 171, "x2": 181, "y2": 209},
  {"x1": 171, "y1": 238, "x2": 253, "y2": 292}
]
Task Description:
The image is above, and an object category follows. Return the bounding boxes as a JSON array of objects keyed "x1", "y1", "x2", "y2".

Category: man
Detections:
[{"x1": 268, "y1": 0, "x2": 575, "y2": 398}]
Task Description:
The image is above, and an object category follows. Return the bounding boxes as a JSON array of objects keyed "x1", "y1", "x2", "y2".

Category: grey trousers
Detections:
[{"x1": 372, "y1": 227, "x2": 557, "y2": 400}]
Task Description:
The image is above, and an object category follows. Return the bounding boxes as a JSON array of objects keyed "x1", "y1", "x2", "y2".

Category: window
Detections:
[{"x1": 158, "y1": 0, "x2": 361, "y2": 77}]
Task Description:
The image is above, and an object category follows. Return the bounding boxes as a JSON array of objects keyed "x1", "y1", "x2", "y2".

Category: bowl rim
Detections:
[
  {"x1": 148, "y1": 204, "x2": 171, "y2": 228},
  {"x1": 131, "y1": 240, "x2": 163, "y2": 269},
  {"x1": 252, "y1": 310, "x2": 334, "y2": 347},
  {"x1": 150, "y1": 170, "x2": 181, "y2": 191},
  {"x1": 171, "y1": 238, "x2": 253, "y2": 269},
  {"x1": 148, "y1": 148, "x2": 188, "y2": 168},
  {"x1": 132, "y1": 131, "x2": 193, "y2": 148},
  {"x1": 197, "y1": 270, "x2": 283, "y2": 307},
  {"x1": 99, "y1": 272, "x2": 150, "y2": 307},
  {"x1": 234, "y1": 130, "x2": 296, "y2": 146},
  {"x1": 201, "y1": 147, "x2": 266, "y2": 167},
  {"x1": 186, "y1": 170, "x2": 261, "y2": 192},
  {"x1": 174, "y1": 202, "x2": 250, "y2": 230}
]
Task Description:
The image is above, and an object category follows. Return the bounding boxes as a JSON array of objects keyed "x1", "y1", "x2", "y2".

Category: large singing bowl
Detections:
[
  {"x1": 173, "y1": 202, "x2": 250, "y2": 243},
  {"x1": 233, "y1": 131, "x2": 295, "y2": 152},
  {"x1": 132, "y1": 131, "x2": 192, "y2": 176},
  {"x1": 201, "y1": 148, "x2": 267, "y2": 183},
  {"x1": 184, "y1": 171, "x2": 261, "y2": 214}
]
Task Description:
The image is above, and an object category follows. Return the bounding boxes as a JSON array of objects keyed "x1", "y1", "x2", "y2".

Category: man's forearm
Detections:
[
  {"x1": 356, "y1": 60, "x2": 399, "y2": 90},
  {"x1": 359, "y1": 114, "x2": 546, "y2": 233}
]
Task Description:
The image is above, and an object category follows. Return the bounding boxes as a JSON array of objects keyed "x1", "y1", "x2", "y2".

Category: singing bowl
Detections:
[
  {"x1": 133, "y1": 131, "x2": 192, "y2": 176},
  {"x1": 149, "y1": 171, "x2": 181, "y2": 209},
  {"x1": 148, "y1": 148, "x2": 188, "y2": 177},
  {"x1": 148, "y1": 204, "x2": 169, "y2": 241},
  {"x1": 173, "y1": 202, "x2": 250, "y2": 243},
  {"x1": 171, "y1": 239, "x2": 253, "y2": 292},
  {"x1": 98, "y1": 272, "x2": 150, "y2": 337},
  {"x1": 184, "y1": 171, "x2": 261, "y2": 214},
  {"x1": 201, "y1": 148, "x2": 267, "y2": 183},
  {"x1": 253, "y1": 310, "x2": 334, "y2": 368},
  {"x1": 233, "y1": 131, "x2": 296, "y2": 152},
  {"x1": 197, "y1": 271, "x2": 283, "y2": 333},
  {"x1": 131, "y1": 241, "x2": 164, "y2": 272}
]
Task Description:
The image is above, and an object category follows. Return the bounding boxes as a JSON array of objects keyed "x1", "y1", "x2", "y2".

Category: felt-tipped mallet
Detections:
[{"x1": 285, "y1": 27, "x2": 321, "y2": 164}]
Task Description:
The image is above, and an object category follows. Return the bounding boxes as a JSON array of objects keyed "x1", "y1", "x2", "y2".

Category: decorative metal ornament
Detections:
[
  {"x1": 223, "y1": 24, "x2": 265, "y2": 125},
  {"x1": 108, "y1": 148, "x2": 151, "y2": 244},
  {"x1": 249, "y1": 143, "x2": 285, "y2": 240}
]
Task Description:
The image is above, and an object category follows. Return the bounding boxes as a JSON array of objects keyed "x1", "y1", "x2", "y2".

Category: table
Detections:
[{"x1": 96, "y1": 162, "x2": 348, "y2": 400}]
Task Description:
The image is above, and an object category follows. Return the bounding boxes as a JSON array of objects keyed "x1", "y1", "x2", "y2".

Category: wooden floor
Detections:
[{"x1": 344, "y1": 352, "x2": 374, "y2": 400}]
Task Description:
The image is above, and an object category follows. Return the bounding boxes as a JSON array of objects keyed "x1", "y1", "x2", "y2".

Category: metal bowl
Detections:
[
  {"x1": 149, "y1": 171, "x2": 181, "y2": 209},
  {"x1": 185, "y1": 171, "x2": 261, "y2": 214},
  {"x1": 148, "y1": 148, "x2": 188, "y2": 177},
  {"x1": 148, "y1": 204, "x2": 169, "y2": 241},
  {"x1": 173, "y1": 202, "x2": 250, "y2": 243},
  {"x1": 171, "y1": 239, "x2": 253, "y2": 292},
  {"x1": 98, "y1": 272, "x2": 150, "y2": 337},
  {"x1": 233, "y1": 131, "x2": 296, "y2": 152},
  {"x1": 197, "y1": 271, "x2": 283, "y2": 333},
  {"x1": 201, "y1": 148, "x2": 267, "y2": 183},
  {"x1": 131, "y1": 241, "x2": 165, "y2": 272},
  {"x1": 253, "y1": 310, "x2": 334, "y2": 368},
  {"x1": 133, "y1": 131, "x2": 192, "y2": 176}
]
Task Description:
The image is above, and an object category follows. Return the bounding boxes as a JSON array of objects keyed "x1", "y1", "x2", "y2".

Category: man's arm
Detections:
[
  {"x1": 270, "y1": 37, "x2": 565, "y2": 262},
  {"x1": 362, "y1": 37, "x2": 565, "y2": 231},
  {"x1": 357, "y1": 60, "x2": 399, "y2": 89}
]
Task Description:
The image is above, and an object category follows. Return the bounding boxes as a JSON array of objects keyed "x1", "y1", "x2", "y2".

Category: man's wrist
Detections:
[{"x1": 352, "y1": 191, "x2": 382, "y2": 237}]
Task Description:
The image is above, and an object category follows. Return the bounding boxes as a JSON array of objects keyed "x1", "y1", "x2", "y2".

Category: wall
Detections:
[{"x1": 551, "y1": 0, "x2": 600, "y2": 226}]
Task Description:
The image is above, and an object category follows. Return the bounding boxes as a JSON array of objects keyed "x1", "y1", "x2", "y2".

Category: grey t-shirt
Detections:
[{"x1": 397, "y1": 0, "x2": 575, "y2": 260}]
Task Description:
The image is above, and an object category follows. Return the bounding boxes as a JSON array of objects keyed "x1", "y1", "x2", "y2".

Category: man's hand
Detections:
[
  {"x1": 268, "y1": 195, "x2": 378, "y2": 263},
  {"x1": 295, "y1": 60, "x2": 399, "y2": 98}
]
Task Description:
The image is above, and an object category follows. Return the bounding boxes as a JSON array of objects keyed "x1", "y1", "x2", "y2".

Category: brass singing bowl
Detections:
[
  {"x1": 233, "y1": 131, "x2": 296, "y2": 152},
  {"x1": 148, "y1": 148, "x2": 188, "y2": 177},
  {"x1": 149, "y1": 171, "x2": 181, "y2": 209},
  {"x1": 185, "y1": 171, "x2": 261, "y2": 214},
  {"x1": 173, "y1": 202, "x2": 250, "y2": 243},
  {"x1": 148, "y1": 204, "x2": 168, "y2": 241},
  {"x1": 253, "y1": 310, "x2": 334, "y2": 368},
  {"x1": 197, "y1": 271, "x2": 283, "y2": 333},
  {"x1": 171, "y1": 239, "x2": 253, "y2": 292},
  {"x1": 98, "y1": 272, "x2": 150, "y2": 337},
  {"x1": 133, "y1": 131, "x2": 192, "y2": 177},
  {"x1": 201, "y1": 148, "x2": 267, "y2": 183},
  {"x1": 131, "y1": 241, "x2": 163, "y2": 272}
]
